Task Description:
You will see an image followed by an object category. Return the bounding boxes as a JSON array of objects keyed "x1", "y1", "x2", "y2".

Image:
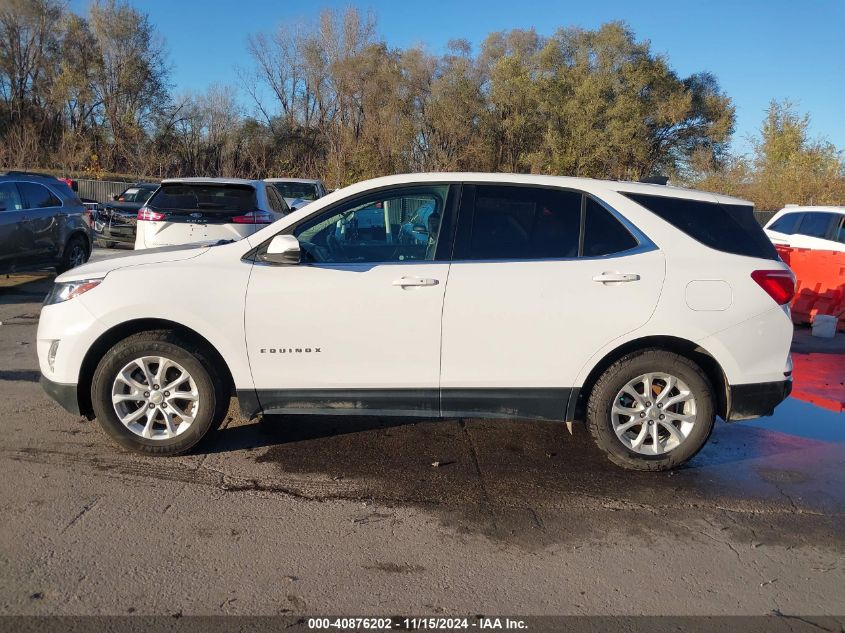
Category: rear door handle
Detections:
[
  {"x1": 392, "y1": 276, "x2": 439, "y2": 287},
  {"x1": 592, "y1": 272, "x2": 640, "y2": 283}
]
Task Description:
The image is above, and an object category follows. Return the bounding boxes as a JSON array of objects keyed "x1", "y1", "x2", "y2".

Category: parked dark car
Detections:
[
  {"x1": 0, "y1": 172, "x2": 93, "y2": 275},
  {"x1": 93, "y1": 182, "x2": 158, "y2": 248}
]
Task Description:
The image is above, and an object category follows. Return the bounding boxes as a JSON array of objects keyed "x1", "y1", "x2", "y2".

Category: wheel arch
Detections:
[
  {"x1": 572, "y1": 335, "x2": 729, "y2": 422},
  {"x1": 76, "y1": 318, "x2": 235, "y2": 419},
  {"x1": 64, "y1": 228, "x2": 93, "y2": 256}
]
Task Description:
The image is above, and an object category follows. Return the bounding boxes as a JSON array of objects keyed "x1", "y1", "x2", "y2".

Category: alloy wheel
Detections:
[
  {"x1": 610, "y1": 372, "x2": 697, "y2": 455},
  {"x1": 111, "y1": 356, "x2": 200, "y2": 440}
]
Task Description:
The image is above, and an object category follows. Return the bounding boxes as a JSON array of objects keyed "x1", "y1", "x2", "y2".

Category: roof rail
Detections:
[
  {"x1": 2, "y1": 170, "x2": 58, "y2": 179},
  {"x1": 639, "y1": 175, "x2": 669, "y2": 185}
]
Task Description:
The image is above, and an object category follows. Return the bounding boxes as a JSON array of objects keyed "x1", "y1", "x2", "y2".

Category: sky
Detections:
[{"x1": 68, "y1": 0, "x2": 845, "y2": 155}]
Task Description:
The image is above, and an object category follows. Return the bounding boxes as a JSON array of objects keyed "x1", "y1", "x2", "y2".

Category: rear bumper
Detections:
[
  {"x1": 728, "y1": 379, "x2": 792, "y2": 421},
  {"x1": 40, "y1": 374, "x2": 81, "y2": 415}
]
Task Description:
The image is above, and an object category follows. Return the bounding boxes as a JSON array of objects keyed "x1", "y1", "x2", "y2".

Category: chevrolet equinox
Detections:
[{"x1": 38, "y1": 173, "x2": 794, "y2": 470}]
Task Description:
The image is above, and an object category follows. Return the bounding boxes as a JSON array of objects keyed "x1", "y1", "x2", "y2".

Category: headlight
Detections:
[{"x1": 44, "y1": 279, "x2": 102, "y2": 306}]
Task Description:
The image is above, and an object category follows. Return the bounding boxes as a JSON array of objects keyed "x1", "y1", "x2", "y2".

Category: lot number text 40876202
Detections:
[{"x1": 307, "y1": 617, "x2": 528, "y2": 630}]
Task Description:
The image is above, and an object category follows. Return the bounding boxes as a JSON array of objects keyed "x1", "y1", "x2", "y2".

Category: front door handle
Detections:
[
  {"x1": 392, "y1": 276, "x2": 439, "y2": 287},
  {"x1": 592, "y1": 272, "x2": 640, "y2": 283}
]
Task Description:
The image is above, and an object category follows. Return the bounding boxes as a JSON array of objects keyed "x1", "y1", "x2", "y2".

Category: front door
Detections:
[
  {"x1": 439, "y1": 184, "x2": 666, "y2": 420},
  {"x1": 244, "y1": 183, "x2": 458, "y2": 416},
  {"x1": 0, "y1": 183, "x2": 26, "y2": 272}
]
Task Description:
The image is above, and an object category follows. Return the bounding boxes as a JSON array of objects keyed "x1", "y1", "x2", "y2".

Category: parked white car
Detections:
[
  {"x1": 264, "y1": 178, "x2": 327, "y2": 211},
  {"x1": 135, "y1": 178, "x2": 290, "y2": 250},
  {"x1": 39, "y1": 173, "x2": 794, "y2": 470},
  {"x1": 763, "y1": 205, "x2": 845, "y2": 252}
]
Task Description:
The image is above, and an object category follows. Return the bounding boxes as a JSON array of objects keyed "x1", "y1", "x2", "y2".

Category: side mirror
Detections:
[
  {"x1": 111, "y1": 193, "x2": 120, "y2": 201},
  {"x1": 260, "y1": 234, "x2": 301, "y2": 265}
]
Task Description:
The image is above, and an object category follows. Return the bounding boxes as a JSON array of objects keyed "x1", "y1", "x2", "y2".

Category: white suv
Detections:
[
  {"x1": 38, "y1": 173, "x2": 794, "y2": 470},
  {"x1": 135, "y1": 178, "x2": 290, "y2": 249},
  {"x1": 763, "y1": 205, "x2": 845, "y2": 252}
]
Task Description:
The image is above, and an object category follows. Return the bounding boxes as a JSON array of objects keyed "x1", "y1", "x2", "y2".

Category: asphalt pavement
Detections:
[{"x1": 0, "y1": 247, "x2": 843, "y2": 618}]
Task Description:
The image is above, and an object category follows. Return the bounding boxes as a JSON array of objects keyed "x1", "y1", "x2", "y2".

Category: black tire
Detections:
[
  {"x1": 56, "y1": 235, "x2": 89, "y2": 274},
  {"x1": 91, "y1": 330, "x2": 228, "y2": 455},
  {"x1": 587, "y1": 349, "x2": 715, "y2": 471}
]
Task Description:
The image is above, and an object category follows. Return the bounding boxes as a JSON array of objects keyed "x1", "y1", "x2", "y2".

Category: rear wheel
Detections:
[
  {"x1": 56, "y1": 235, "x2": 89, "y2": 273},
  {"x1": 91, "y1": 331, "x2": 227, "y2": 455},
  {"x1": 587, "y1": 349, "x2": 715, "y2": 471}
]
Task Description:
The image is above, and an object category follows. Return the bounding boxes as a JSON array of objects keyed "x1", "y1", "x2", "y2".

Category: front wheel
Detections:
[
  {"x1": 91, "y1": 331, "x2": 227, "y2": 455},
  {"x1": 587, "y1": 350, "x2": 715, "y2": 471}
]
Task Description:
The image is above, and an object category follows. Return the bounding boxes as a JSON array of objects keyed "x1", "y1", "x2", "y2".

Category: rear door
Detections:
[{"x1": 439, "y1": 184, "x2": 665, "y2": 420}]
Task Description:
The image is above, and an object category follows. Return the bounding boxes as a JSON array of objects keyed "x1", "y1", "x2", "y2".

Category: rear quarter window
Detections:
[{"x1": 621, "y1": 192, "x2": 779, "y2": 260}]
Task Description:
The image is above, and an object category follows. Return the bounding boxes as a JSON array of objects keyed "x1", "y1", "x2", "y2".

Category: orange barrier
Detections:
[
  {"x1": 791, "y1": 353, "x2": 845, "y2": 413},
  {"x1": 776, "y1": 246, "x2": 845, "y2": 331}
]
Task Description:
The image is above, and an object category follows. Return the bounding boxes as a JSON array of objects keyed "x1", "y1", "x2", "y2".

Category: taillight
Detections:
[
  {"x1": 232, "y1": 210, "x2": 273, "y2": 224},
  {"x1": 137, "y1": 207, "x2": 165, "y2": 222},
  {"x1": 751, "y1": 269, "x2": 795, "y2": 305}
]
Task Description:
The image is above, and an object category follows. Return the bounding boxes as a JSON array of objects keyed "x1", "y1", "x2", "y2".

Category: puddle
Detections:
[{"x1": 745, "y1": 397, "x2": 842, "y2": 443}]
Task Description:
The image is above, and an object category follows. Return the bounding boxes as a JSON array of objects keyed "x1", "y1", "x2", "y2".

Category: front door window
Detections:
[{"x1": 293, "y1": 186, "x2": 450, "y2": 263}]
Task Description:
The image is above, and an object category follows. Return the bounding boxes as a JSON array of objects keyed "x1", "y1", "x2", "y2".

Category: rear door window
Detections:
[
  {"x1": 796, "y1": 212, "x2": 836, "y2": 239},
  {"x1": 768, "y1": 213, "x2": 802, "y2": 235},
  {"x1": 465, "y1": 185, "x2": 582, "y2": 260},
  {"x1": 18, "y1": 182, "x2": 62, "y2": 209},
  {"x1": 621, "y1": 192, "x2": 778, "y2": 260}
]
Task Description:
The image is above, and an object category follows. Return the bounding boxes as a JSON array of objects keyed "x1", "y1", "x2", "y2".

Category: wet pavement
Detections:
[{"x1": 1, "y1": 252, "x2": 843, "y2": 616}]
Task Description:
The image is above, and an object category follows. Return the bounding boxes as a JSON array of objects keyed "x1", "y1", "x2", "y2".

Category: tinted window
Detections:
[
  {"x1": 583, "y1": 198, "x2": 638, "y2": 256},
  {"x1": 0, "y1": 183, "x2": 23, "y2": 212},
  {"x1": 768, "y1": 213, "x2": 802, "y2": 235},
  {"x1": 622, "y1": 192, "x2": 778, "y2": 260},
  {"x1": 266, "y1": 187, "x2": 289, "y2": 214},
  {"x1": 467, "y1": 185, "x2": 581, "y2": 260},
  {"x1": 271, "y1": 182, "x2": 319, "y2": 201},
  {"x1": 293, "y1": 185, "x2": 450, "y2": 263},
  {"x1": 18, "y1": 182, "x2": 61, "y2": 209},
  {"x1": 836, "y1": 217, "x2": 845, "y2": 244},
  {"x1": 148, "y1": 183, "x2": 257, "y2": 212},
  {"x1": 797, "y1": 212, "x2": 835, "y2": 239}
]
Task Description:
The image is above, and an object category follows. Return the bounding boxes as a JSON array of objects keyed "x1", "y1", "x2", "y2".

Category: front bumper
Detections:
[
  {"x1": 94, "y1": 223, "x2": 136, "y2": 243},
  {"x1": 728, "y1": 379, "x2": 792, "y2": 421},
  {"x1": 40, "y1": 374, "x2": 81, "y2": 415}
]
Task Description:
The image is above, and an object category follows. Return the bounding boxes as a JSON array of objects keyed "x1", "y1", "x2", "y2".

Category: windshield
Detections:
[
  {"x1": 118, "y1": 187, "x2": 156, "y2": 203},
  {"x1": 270, "y1": 182, "x2": 319, "y2": 201},
  {"x1": 147, "y1": 183, "x2": 257, "y2": 211}
]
